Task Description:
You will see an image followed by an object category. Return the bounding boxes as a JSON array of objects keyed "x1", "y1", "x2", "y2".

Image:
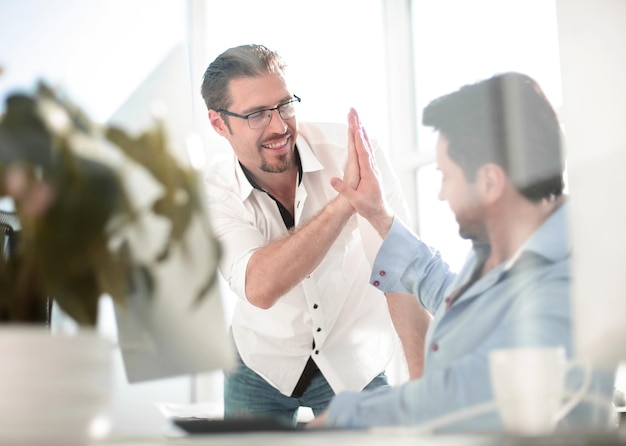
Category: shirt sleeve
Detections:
[
  {"x1": 326, "y1": 257, "x2": 576, "y2": 431},
  {"x1": 326, "y1": 353, "x2": 497, "y2": 430},
  {"x1": 204, "y1": 175, "x2": 266, "y2": 302},
  {"x1": 369, "y1": 217, "x2": 456, "y2": 313}
]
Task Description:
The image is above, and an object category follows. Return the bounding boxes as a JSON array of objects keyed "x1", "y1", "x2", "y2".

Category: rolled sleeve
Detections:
[
  {"x1": 205, "y1": 170, "x2": 267, "y2": 302},
  {"x1": 369, "y1": 217, "x2": 419, "y2": 294},
  {"x1": 370, "y1": 217, "x2": 454, "y2": 313}
]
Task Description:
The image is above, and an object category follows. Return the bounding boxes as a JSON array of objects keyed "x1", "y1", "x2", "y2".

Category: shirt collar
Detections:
[
  {"x1": 449, "y1": 200, "x2": 570, "y2": 300},
  {"x1": 233, "y1": 131, "x2": 324, "y2": 201},
  {"x1": 294, "y1": 130, "x2": 324, "y2": 174},
  {"x1": 503, "y1": 200, "x2": 570, "y2": 270}
]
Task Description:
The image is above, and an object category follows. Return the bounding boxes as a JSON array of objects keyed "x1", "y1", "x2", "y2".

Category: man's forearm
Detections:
[
  {"x1": 386, "y1": 292, "x2": 432, "y2": 380},
  {"x1": 245, "y1": 196, "x2": 354, "y2": 308}
]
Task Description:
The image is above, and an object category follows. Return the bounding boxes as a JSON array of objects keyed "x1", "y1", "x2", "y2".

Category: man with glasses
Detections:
[{"x1": 200, "y1": 44, "x2": 430, "y2": 425}]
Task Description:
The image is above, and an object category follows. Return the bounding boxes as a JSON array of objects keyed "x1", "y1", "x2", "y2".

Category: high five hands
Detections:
[{"x1": 332, "y1": 108, "x2": 394, "y2": 239}]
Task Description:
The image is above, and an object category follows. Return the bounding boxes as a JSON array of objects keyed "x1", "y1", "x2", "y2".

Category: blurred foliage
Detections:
[{"x1": 0, "y1": 82, "x2": 218, "y2": 325}]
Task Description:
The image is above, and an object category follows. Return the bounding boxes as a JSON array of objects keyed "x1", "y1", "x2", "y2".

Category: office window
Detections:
[
  {"x1": 410, "y1": 0, "x2": 562, "y2": 271},
  {"x1": 201, "y1": 0, "x2": 389, "y2": 149}
]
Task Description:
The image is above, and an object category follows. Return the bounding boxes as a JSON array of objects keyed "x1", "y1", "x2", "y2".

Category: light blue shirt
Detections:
[{"x1": 326, "y1": 202, "x2": 615, "y2": 431}]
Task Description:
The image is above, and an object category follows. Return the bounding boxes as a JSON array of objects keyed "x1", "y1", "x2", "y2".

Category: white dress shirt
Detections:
[{"x1": 204, "y1": 121, "x2": 411, "y2": 396}]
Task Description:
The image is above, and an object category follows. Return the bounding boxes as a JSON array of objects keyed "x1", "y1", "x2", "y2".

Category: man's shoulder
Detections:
[
  {"x1": 205, "y1": 151, "x2": 235, "y2": 173},
  {"x1": 204, "y1": 153, "x2": 239, "y2": 194}
]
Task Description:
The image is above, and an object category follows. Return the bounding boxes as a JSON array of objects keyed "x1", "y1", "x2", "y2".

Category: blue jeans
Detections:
[{"x1": 223, "y1": 357, "x2": 389, "y2": 426}]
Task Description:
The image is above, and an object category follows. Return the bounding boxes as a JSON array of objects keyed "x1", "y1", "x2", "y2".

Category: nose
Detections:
[{"x1": 266, "y1": 108, "x2": 288, "y2": 132}]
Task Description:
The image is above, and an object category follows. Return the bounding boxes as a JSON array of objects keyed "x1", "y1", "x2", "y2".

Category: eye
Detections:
[
  {"x1": 278, "y1": 99, "x2": 299, "y2": 118},
  {"x1": 247, "y1": 110, "x2": 271, "y2": 126},
  {"x1": 247, "y1": 110, "x2": 266, "y2": 121}
]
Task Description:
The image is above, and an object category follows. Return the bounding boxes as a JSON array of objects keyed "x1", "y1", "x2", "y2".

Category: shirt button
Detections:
[
  {"x1": 431, "y1": 342, "x2": 439, "y2": 352},
  {"x1": 379, "y1": 270, "x2": 386, "y2": 276},
  {"x1": 313, "y1": 304, "x2": 318, "y2": 309},
  {"x1": 316, "y1": 327, "x2": 322, "y2": 332},
  {"x1": 314, "y1": 350, "x2": 319, "y2": 355},
  {"x1": 372, "y1": 280, "x2": 380, "y2": 287}
]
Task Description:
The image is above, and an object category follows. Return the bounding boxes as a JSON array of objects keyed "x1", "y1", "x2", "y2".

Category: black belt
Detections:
[{"x1": 290, "y1": 356, "x2": 319, "y2": 398}]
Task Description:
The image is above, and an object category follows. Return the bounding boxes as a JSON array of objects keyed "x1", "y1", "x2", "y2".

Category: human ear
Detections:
[
  {"x1": 208, "y1": 110, "x2": 229, "y2": 137},
  {"x1": 479, "y1": 163, "x2": 505, "y2": 202}
]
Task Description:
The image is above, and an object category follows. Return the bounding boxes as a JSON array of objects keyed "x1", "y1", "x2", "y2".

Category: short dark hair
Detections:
[
  {"x1": 200, "y1": 44, "x2": 287, "y2": 112},
  {"x1": 422, "y1": 72, "x2": 564, "y2": 202}
]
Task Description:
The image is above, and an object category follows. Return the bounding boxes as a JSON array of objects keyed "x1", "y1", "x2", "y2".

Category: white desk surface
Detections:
[
  {"x1": 95, "y1": 430, "x2": 494, "y2": 446},
  {"x1": 93, "y1": 428, "x2": 626, "y2": 446}
]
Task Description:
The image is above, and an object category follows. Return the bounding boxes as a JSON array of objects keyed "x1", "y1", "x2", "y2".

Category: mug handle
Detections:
[{"x1": 552, "y1": 358, "x2": 592, "y2": 424}]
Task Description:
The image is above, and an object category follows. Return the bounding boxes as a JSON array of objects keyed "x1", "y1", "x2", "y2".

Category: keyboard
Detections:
[{"x1": 173, "y1": 416, "x2": 300, "y2": 434}]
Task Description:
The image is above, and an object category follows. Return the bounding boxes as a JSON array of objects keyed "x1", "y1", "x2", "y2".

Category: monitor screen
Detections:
[{"x1": 107, "y1": 44, "x2": 235, "y2": 382}]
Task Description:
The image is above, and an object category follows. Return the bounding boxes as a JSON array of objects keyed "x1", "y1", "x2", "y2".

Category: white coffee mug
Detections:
[{"x1": 489, "y1": 346, "x2": 591, "y2": 436}]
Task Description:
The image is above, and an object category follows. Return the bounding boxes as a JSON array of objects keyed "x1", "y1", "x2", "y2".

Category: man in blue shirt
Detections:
[{"x1": 308, "y1": 72, "x2": 615, "y2": 431}]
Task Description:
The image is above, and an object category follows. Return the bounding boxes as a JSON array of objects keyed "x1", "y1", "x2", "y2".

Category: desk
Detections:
[
  {"x1": 94, "y1": 429, "x2": 626, "y2": 446},
  {"x1": 95, "y1": 431, "x2": 491, "y2": 446}
]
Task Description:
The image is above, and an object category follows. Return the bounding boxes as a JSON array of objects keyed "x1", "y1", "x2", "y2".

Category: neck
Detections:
[
  {"x1": 243, "y1": 164, "x2": 298, "y2": 216},
  {"x1": 256, "y1": 167, "x2": 298, "y2": 198},
  {"x1": 482, "y1": 195, "x2": 563, "y2": 275}
]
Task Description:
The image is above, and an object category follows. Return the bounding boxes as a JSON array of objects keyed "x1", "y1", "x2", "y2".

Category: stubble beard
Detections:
[
  {"x1": 258, "y1": 139, "x2": 295, "y2": 173},
  {"x1": 458, "y1": 221, "x2": 488, "y2": 244},
  {"x1": 260, "y1": 152, "x2": 294, "y2": 173}
]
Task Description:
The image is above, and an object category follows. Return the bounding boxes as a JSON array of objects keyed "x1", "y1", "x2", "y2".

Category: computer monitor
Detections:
[{"x1": 107, "y1": 44, "x2": 235, "y2": 383}]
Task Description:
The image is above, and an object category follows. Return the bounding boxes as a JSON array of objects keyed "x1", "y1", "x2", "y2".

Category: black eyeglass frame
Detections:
[{"x1": 216, "y1": 95, "x2": 301, "y2": 129}]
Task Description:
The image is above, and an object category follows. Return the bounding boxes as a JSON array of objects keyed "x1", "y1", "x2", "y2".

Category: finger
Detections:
[
  {"x1": 330, "y1": 176, "x2": 346, "y2": 192},
  {"x1": 331, "y1": 176, "x2": 357, "y2": 200},
  {"x1": 347, "y1": 122, "x2": 357, "y2": 161},
  {"x1": 348, "y1": 108, "x2": 359, "y2": 131},
  {"x1": 354, "y1": 109, "x2": 362, "y2": 128},
  {"x1": 355, "y1": 127, "x2": 381, "y2": 176},
  {"x1": 359, "y1": 126, "x2": 376, "y2": 166},
  {"x1": 354, "y1": 128, "x2": 373, "y2": 169},
  {"x1": 345, "y1": 111, "x2": 360, "y2": 186},
  {"x1": 361, "y1": 126, "x2": 372, "y2": 151}
]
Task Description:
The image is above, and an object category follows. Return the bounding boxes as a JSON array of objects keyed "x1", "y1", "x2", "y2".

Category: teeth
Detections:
[{"x1": 263, "y1": 137, "x2": 288, "y2": 149}]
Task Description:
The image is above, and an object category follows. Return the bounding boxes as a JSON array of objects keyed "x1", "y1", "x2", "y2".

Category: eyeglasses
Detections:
[{"x1": 217, "y1": 95, "x2": 301, "y2": 129}]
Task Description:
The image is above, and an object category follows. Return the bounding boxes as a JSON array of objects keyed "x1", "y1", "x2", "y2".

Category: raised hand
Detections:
[
  {"x1": 331, "y1": 113, "x2": 394, "y2": 238},
  {"x1": 343, "y1": 107, "x2": 361, "y2": 190}
]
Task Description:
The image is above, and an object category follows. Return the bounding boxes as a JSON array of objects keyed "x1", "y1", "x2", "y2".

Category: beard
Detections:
[
  {"x1": 457, "y1": 219, "x2": 488, "y2": 243},
  {"x1": 259, "y1": 151, "x2": 294, "y2": 173},
  {"x1": 258, "y1": 130, "x2": 296, "y2": 173}
]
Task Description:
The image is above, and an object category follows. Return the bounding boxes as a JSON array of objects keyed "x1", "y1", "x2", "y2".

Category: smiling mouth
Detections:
[{"x1": 261, "y1": 136, "x2": 290, "y2": 150}]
